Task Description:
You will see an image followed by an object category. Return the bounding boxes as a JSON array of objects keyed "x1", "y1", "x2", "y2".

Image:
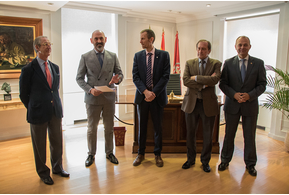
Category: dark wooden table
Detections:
[{"x1": 116, "y1": 95, "x2": 221, "y2": 154}]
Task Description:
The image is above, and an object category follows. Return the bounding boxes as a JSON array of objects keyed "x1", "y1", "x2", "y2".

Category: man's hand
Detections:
[
  {"x1": 240, "y1": 93, "x2": 250, "y2": 102},
  {"x1": 90, "y1": 88, "x2": 103, "y2": 96},
  {"x1": 234, "y1": 92, "x2": 250, "y2": 103},
  {"x1": 143, "y1": 89, "x2": 156, "y2": 102},
  {"x1": 109, "y1": 74, "x2": 120, "y2": 85},
  {"x1": 190, "y1": 76, "x2": 196, "y2": 80},
  {"x1": 211, "y1": 72, "x2": 216, "y2": 77}
]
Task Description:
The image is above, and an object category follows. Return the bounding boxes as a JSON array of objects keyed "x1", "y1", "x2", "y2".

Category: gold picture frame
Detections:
[{"x1": 0, "y1": 16, "x2": 42, "y2": 79}]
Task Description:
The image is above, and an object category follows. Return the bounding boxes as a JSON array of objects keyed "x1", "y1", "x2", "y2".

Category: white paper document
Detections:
[{"x1": 94, "y1": 86, "x2": 115, "y2": 92}]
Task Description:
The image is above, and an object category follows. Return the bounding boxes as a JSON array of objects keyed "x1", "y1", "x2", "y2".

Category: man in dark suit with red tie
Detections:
[
  {"x1": 19, "y1": 36, "x2": 69, "y2": 185},
  {"x1": 218, "y1": 36, "x2": 267, "y2": 176},
  {"x1": 132, "y1": 29, "x2": 170, "y2": 167}
]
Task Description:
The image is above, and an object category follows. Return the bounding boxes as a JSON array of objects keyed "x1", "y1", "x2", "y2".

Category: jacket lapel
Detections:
[
  {"x1": 49, "y1": 61, "x2": 58, "y2": 89},
  {"x1": 153, "y1": 49, "x2": 159, "y2": 73},
  {"x1": 140, "y1": 50, "x2": 147, "y2": 77},
  {"x1": 204, "y1": 58, "x2": 212, "y2": 75},
  {"x1": 31, "y1": 58, "x2": 50, "y2": 88},
  {"x1": 233, "y1": 56, "x2": 243, "y2": 83},
  {"x1": 193, "y1": 59, "x2": 199, "y2": 75},
  {"x1": 246, "y1": 56, "x2": 254, "y2": 81}
]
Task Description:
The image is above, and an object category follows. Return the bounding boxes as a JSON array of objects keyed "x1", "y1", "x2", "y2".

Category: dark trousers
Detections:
[
  {"x1": 185, "y1": 99, "x2": 215, "y2": 165},
  {"x1": 30, "y1": 112, "x2": 63, "y2": 178},
  {"x1": 221, "y1": 111, "x2": 257, "y2": 167},
  {"x1": 137, "y1": 99, "x2": 164, "y2": 156}
]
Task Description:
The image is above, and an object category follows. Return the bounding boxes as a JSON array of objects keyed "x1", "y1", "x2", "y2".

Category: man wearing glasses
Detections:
[{"x1": 19, "y1": 36, "x2": 69, "y2": 185}]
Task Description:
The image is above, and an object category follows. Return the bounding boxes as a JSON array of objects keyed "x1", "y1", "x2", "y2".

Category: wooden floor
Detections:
[{"x1": 0, "y1": 120, "x2": 289, "y2": 194}]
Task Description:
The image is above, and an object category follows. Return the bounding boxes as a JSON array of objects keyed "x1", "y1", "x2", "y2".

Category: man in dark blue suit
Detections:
[
  {"x1": 132, "y1": 29, "x2": 170, "y2": 167},
  {"x1": 19, "y1": 36, "x2": 69, "y2": 185},
  {"x1": 218, "y1": 36, "x2": 267, "y2": 176}
]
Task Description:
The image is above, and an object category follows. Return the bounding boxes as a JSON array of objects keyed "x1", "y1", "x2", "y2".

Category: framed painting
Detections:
[{"x1": 0, "y1": 16, "x2": 42, "y2": 79}]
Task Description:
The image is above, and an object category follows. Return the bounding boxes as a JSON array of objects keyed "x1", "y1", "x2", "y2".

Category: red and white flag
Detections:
[
  {"x1": 173, "y1": 31, "x2": 180, "y2": 74},
  {"x1": 160, "y1": 29, "x2": 165, "y2": 50}
]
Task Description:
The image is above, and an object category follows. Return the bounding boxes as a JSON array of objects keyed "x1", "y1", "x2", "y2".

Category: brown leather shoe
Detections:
[
  {"x1": 155, "y1": 155, "x2": 163, "y2": 167},
  {"x1": 133, "y1": 154, "x2": 144, "y2": 166}
]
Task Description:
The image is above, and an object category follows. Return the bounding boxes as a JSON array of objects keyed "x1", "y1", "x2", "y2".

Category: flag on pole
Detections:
[
  {"x1": 173, "y1": 31, "x2": 180, "y2": 74},
  {"x1": 160, "y1": 29, "x2": 165, "y2": 50}
]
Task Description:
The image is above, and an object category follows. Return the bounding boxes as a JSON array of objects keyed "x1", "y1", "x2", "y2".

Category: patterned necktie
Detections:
[
  {"x1": 241, "y1": 59, "x2": 246, "y2": 82},
  {"x1": 98, "y1": 53, "x2": 103, "y2": 68},
  {"x1": 200, "y1": 60, "x2": 205, "y2": 75},
  {"x1": 146, "y1": 53, "x2": 153, "y2": 89},
  {"x1": 44, "y1": 61, "x2": 52, "y2": 88}
]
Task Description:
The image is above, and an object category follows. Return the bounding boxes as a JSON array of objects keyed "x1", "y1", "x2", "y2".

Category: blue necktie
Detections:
[
  {"x1": 98, "y1": 53, "x2": 103, "y2": 68},
  {"x1": 241, "y1": 59, "x2": 246, "y2": 82},
  {"x1": 146, "y1": 53, "x2": 153, "y2": 89}
]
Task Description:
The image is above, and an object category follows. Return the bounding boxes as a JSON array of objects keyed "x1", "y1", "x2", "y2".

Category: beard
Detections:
[{"x1": 95, "y1": 43, "x2": 104, "y2": 52}]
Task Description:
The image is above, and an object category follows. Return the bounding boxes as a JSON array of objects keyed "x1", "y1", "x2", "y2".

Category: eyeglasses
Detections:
[{"x1": 40, "y1": 43, "x2": 53, "y2": 47}]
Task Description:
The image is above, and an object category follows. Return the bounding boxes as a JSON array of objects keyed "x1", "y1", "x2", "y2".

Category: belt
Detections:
[{"x1": 147, "y1": 86, "x2": 153, "y2": 91}]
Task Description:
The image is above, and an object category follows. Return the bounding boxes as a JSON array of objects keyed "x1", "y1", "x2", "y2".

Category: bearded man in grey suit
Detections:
[
  {"x1": 76, "y1": 30, "x2": 123, "y2": 167},
  {"x1": 181, "y1": 39, "x2": 221, "y2": 172},
  {"x1": 218, "y1": 36, "x2": 266, "y2": 176}
]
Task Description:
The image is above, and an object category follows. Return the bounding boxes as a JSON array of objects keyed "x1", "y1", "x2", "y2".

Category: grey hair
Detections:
[
  {"x1": 33, "y1": 36, "x2": 48, "y2": 53},
  {"x1": 235, "y1": 36, "x2": 251, "y2": 45}
]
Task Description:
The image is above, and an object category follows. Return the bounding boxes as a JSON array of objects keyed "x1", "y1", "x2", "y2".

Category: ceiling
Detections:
[{"x1": 0, "y1": 1, "x2": 284, "y2": 22}]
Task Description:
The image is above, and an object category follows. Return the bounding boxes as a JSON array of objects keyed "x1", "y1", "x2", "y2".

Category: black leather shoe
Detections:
[
  {"x1": 218, "y1": 162, "x2": 229, "y2": 171},
  {"x1": 41, "y1": 176, "x2": 54, "y2": 185},
  {"x1": 182, "y1": 161, "x2": 195, "y2": 169},
  {"x1": 246, "y1": 165, "x2": 257, "y2": 176},
  {"x1": 53, "y1": 170, "x2": 70, "y2": 177},
  {"x1": 202, "y1": 164, "x2": 211, "y2": 172},
  {"x1": 106, "y1": 153, "x2": 119, "y2": 164},
  {"x1": 85, "y1": 155, "x2": 95, "y2": 167}
]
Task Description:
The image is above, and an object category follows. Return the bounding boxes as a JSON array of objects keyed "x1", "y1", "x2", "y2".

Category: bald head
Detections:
[{"x1": 90, "y1": 30, "x2": 107, "y2": 52}]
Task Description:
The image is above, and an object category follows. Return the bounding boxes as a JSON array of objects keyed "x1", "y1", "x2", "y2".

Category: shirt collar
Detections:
[
  {"x1": 94, "y1": 48, "x2": 105, "y2": 54},
  {"x1": 36, "y1": 56, "x2": 48, "y2": 66},
  {"x1": 238, "y1": 55, "x2": 249, "y2": 61},
  {"x1": 146, "y1": 47, "x2": 155, "y2": 56},
  {"x1": 199, "y1": 57, "x2": 209, "y2": 63}
]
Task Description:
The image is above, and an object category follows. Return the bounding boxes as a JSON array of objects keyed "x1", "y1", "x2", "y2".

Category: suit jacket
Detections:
[
  {"x1": 219, "y1": 55, "x2": 267, "y2": 116},
  {"x1": 19, "y1": 58, "x2": 63, "y2": 124},
  {"x1": 76, "y1": 49, "x2": 123, "y2": 105},
  {"x1": 132, "y1": 49, "x2": 170, "y2": 107},
  {"x1": 181, "y1": 58, "x2": 222, "y2": 117}
]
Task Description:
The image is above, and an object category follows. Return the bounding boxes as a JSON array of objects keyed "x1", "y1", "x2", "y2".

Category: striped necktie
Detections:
[{"x1": 146, "y1": 53, "x2": 153, "y2": 90}]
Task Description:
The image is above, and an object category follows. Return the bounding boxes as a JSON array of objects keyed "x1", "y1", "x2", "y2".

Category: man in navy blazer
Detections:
[
  {"x1": 132, "y1": 29, "x2": 170, "y2": 167},
  {"x1": 19, "y1": 36, "x2": 69, "y2": 185},
  {"x1": 218, "y1": 36, "x2": 267, "y2": 176}
]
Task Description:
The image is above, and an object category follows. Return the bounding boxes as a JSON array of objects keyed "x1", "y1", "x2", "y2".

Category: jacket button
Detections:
[
  {"x1": 51, "y1": 91, "x2": 53, "y2": 93},
  {"x1": 51, "y1": 101, "x2": 53, "y2": 103}
]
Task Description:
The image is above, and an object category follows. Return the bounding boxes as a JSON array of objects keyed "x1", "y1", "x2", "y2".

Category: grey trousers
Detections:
[
  {"x1": 30, "y1": 113, "x2": 63, "y2": 178},
  {"x1": 86, "y1": 103, "x2": 115, "y2": 156}
]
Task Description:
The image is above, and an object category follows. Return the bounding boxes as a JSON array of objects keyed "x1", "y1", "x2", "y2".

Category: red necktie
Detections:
[{"x1": 44, "y1": 61, "x2": 52, "y2": 88}]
